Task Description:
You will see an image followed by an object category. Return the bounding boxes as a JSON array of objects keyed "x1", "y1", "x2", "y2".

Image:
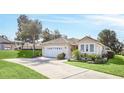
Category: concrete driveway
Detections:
[{"x1": 3, "y1": 57, "x2": 123, "y2": 79}]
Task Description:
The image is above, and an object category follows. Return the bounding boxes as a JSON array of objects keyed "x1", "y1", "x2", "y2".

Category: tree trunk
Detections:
[
  {"x1": 32, "y1": 36, "x2": 35, "y2": 57},
  {"x1": 21, "y1": 44, "x2": 24, "y2": 50}
]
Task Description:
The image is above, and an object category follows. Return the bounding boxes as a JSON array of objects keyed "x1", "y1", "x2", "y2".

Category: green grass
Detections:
[
  {"x1": 0, "y1": 60, "x2": 48, "y2": 79},
  {"x1": 0, "y1": 50, "x2": 42, "y2": 59},
  {"x1": 66, "y1": 55, "x2": 124, "y2": 77}
]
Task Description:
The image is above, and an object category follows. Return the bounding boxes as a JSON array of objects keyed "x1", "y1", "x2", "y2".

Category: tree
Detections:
[
  {"x1": 53, "y1": 30, "x2": 62, "y2": 39},
  {"x1": 21, "y1": 20, "x2": 42, "y2": 56},
  {"x1": 98, "y1": 29, "x2": 123, "y2": 54},
  {"x1": 114, "y1": 41, "x2": 124, "y2": 53},
  {"x1": 42, "y1": 29, "x2": 62, "y2": 42},
  {"x1": 15, "y1": 15, "x2": 30, "y2": 49},
  {"x1": 42, "y1": 28, "x2": 52, "y2": 42},
  {"x1": 17, "y1": 15, "x2": 29, "y2": 32}
]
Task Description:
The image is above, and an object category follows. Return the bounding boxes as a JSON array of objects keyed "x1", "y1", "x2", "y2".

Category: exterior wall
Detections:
[
  {"x1": 96, "y1": 44, "x2": 104, "y2": 55},
  {"x1": 0, "y1": 44, "x2": 4, "y2": 50},
  {"x1": 78, "y1": 38, "x2": 104, "y2": 55},
  {"x1": 0, "y1": 44, "x2": 14, "y2": 50},
  {"x1": 42, "y1": 44, "x2": 71, "y2": 59}
]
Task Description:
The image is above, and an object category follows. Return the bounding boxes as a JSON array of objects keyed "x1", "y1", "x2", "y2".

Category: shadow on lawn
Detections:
[
  {"x1": 19, "y1": 58, "x2": 51, "y2": 66},
  {"x1": 108, "y1": 55, "x2": 124, "y2": 65}
]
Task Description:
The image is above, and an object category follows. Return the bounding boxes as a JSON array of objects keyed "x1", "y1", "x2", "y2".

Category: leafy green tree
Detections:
[
  {"x1": 42, "y1": 28, "x2": 52, "y2": 42},
  {"x1": 21, "y1": 20, "x2": 42, "y2": 56},
  {"x1": 15, "y1": 15, "x2": 30, "y2": 49},
  {"x1": 98, "y1": 29, "x2": 123, "y2": 54},
  {"x1": 53, "y1": 30, "x2": 62, "y2": 39},
  {"x1": 42, "y1": 29, "x2": 62, "y2": 42}
]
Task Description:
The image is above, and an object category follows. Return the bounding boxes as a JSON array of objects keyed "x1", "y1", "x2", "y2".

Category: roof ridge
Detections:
[{"x1": 0, "y1": 36, "x2": 11, "y2": 42}]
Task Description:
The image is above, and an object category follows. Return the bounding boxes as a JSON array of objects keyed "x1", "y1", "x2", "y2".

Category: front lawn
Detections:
[
  {"x1": 66, "y1": 55, "x2": 124, "y2": 77},
  {"x1": 0, "y1": 60, "x2": 48, "y2": 79},
  {"x1": 0, "y1": 50, "x2": 42, "y2": 59}
]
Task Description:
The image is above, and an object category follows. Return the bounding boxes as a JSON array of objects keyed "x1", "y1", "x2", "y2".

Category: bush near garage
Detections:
[{"x1": 57, "y1": 53, "x2": 66, "y2": 60}]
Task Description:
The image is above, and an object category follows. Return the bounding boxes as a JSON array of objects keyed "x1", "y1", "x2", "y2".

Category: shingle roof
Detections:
[
  {"x1": 42, "y1": 37, "x2": 78, "y2": 45},
  {"x1": 0, "y1": 36, "x2": 12, "y2": 44},
  {"x1": 42, "y1": 36, "x2": 105, "y2": 47},
  {"x1": 67, "y1": 38, "x2": 79, "y2": 45}
]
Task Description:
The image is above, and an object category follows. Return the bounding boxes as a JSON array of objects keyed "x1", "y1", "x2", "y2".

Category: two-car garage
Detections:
[
  {"x1": 42, "y1": 37, "x2": 78, "y2": 59},
  {"x1": 42, "y1": 45, "x2": 71, "y2": 59}
]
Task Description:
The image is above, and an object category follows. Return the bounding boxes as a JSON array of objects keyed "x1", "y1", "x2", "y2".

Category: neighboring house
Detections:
[
  {"x1": 0, "y1": 36, "x2": 13, "y2": 50},
  {"x1": 78, "y1": 36, "x2": 107, "y2": 55},
  {"x1": 122, "y1": 47, "x2": 124, "y2": 52},
  {"x1": 14, "y1": 41, "x2": 42, "y2": 50},
  {"x1": 23, "y1": 43, "x2": 42, "y2": 49},
  {"x1": 42, "y1": 37, "x2": 78, "y2": 58},
  {"x1": 14, "y1": 41, "x2": 24, "y2": 50}
]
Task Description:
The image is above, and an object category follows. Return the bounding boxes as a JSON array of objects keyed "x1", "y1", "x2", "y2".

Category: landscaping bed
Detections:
[{"x1": 66, "y1": 55, "x2": 124, "y2": 77}]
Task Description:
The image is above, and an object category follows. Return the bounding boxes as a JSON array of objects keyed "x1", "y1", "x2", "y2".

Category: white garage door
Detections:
[{"x1": 43, "y1": 46, "x2": 68, "y2": 58}]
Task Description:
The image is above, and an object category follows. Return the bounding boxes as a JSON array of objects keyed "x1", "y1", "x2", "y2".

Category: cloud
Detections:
[
  {"x1": 40, "y1": 18, "x2": 81, "y2": 24},
  {"x1": 31, "y1": 15, "x2": 83, "y2": 24},
  {"x1": 85, "y1": 15, "x2": 124, "y2": 26}
]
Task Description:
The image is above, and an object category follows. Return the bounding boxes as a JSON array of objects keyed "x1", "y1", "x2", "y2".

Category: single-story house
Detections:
[
  {"x1": 0, "y1": 36, "x2": 14, "y2": 50},
  {"x1": 42, "y1": 37, "x2": 78, "y2": 58},
  {"x1": 78, "y1": 36, "x2": 107, "y2": 55},
  {"x1": 42, "y1": 36, "x2": 108, "y2": 59}
]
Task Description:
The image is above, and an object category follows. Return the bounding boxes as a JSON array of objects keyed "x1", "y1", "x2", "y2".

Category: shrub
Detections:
[
  {"x1": 106, "y1": 50, "x2": 115, "y2": 59},
  {"x1": 84, "y1": 55, "x2": 108, "y2": 64},
  {"x1": 87, "y1": 54, "x2": 97, "y2": 61},
  {"x1": 102, "y1": 53, "x2": 108, "y2": 58},
  {"x1": 94, "y1": 56, "x2": 107, "y2": 64},
  {"x1": 80, "y1": 53, "x2": 87, "y2": 58},
  {"x1": 57, "y1": 53, "x2": 65, "y2": 60},
  {"x1": 34, "y1": 50, "x2": 42, "y2": 56},
  {"x1": 80, "y1": 54, "x2": 97, "y2": 61},
  {"x1": 72, "y1": 49, "x2": 81, "y2": 60}
]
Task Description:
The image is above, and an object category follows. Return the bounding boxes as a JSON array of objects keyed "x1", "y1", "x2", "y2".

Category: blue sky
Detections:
[{"x1": 0, "y1": 14, "x2": 124, "y2": 42}]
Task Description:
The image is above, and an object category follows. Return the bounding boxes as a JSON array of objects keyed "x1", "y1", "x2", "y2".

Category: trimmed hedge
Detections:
[{"x1": 0, "y1": 50, "x2": 42, "y2": 59}]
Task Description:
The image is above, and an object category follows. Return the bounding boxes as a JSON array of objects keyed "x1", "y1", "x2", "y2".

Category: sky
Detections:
[{"x1": 0, "y1": 14, "x2": 124, "y2": 42}]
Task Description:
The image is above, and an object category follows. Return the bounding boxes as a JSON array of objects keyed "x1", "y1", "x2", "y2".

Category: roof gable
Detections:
[
  {"x1": 79, "y1": 36, "x2": 105, "y2": 46},
  {"x1": 0, "y1": 36, "x2": 11, "y2": 44}
]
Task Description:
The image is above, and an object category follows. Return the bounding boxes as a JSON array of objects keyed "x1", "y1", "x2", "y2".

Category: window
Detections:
[
  {"x1": 86, "y1": 44, "x2": 88, "y2": 52},
  {"x1": 81, "y1": 44, "x2": 84, "y2": 52},
  {"x1": 90, "y1": 44, "x2": 94, "y2": 52}
]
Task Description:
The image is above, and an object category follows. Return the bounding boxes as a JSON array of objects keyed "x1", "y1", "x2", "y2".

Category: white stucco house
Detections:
[
  {"x1": 42, "y1": 38, "x2": 78, "y2": 59},
  {"x1": 78, "y1": 36, "x2": 107, "y2": 55},
  {"x1": 42, "y1": 36, "x2": 108, "y2": 59}
]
